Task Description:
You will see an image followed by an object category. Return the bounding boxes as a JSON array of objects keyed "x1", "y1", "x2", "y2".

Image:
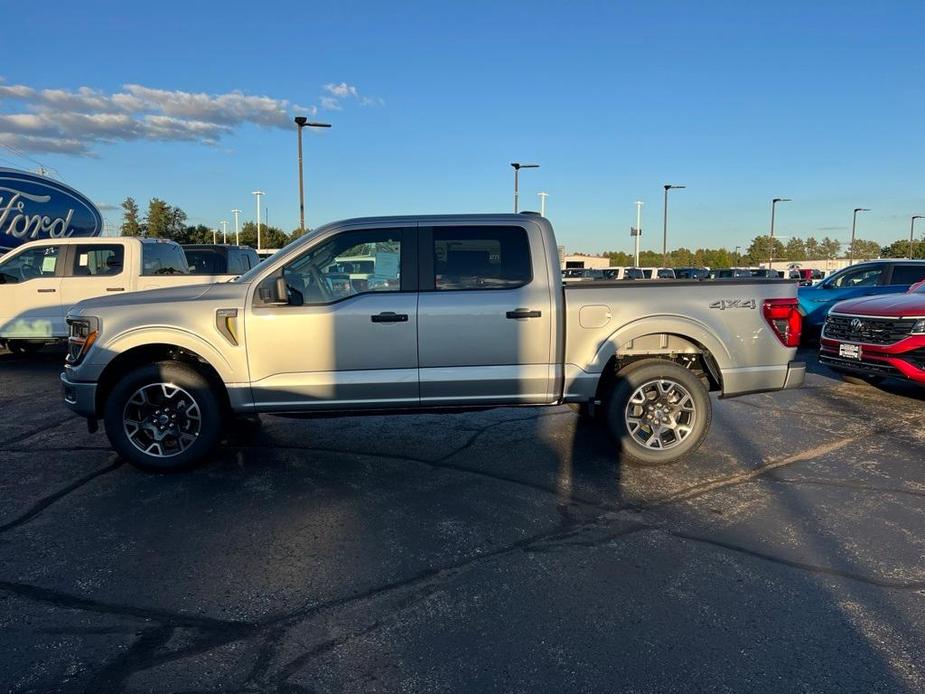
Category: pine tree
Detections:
[{"x1": 120, "y1": 197, "x2": 142, "y2": 237}]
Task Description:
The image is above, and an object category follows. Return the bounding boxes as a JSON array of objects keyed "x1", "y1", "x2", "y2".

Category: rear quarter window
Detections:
[{"x1": 889, "y1": 265, "x2": 925, "y2": 286}]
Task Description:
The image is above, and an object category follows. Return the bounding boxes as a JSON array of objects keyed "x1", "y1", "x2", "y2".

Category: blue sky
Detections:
[{"x1": 1, "y1": 0, "x2": 923, "y2": 253}]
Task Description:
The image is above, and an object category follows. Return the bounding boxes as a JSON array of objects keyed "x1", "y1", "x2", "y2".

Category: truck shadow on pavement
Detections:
[{"x1": 0, "y1": 347, "x2": 923, "y2": 691}]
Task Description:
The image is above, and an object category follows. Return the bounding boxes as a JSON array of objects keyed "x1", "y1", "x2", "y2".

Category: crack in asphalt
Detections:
[
  {"x1": 666, "y1": 530, "x2": 925, "y2": 590},
  {"x1": 2, "y1": 385, "x2": 923, "y2": 689},
  {"x1": 0, "y1": 460, "x2": 123, "y2": 534},
  {"x1": 762, "y1": 476, "x2": 925, "y2": 499},
  {"x1": 0, "y1": 414, "x2": 78, "y2": 448}
]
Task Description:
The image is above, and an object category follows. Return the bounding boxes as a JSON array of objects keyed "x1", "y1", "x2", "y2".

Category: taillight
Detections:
[{"x1": 763, "y1": 298, "x2": 802, "y2": 348}]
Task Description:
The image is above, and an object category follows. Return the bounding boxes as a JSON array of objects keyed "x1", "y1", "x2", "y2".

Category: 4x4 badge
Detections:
[{"x1": 709, "y1": 299, "x2": 757, "y2": 310}]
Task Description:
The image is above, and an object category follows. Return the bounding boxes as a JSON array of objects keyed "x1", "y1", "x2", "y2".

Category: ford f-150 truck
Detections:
[
  {"x1": 0, "y1": 237, "x2": 237, "y2": 354},
  {"x1": 61, "y1": 214, "x2": 804, "y2": 471}
]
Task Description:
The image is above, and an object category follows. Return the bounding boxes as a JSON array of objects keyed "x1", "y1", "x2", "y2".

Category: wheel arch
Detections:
[{"x1": 95, "y1": 343, "x2": 232, "y2": 417}]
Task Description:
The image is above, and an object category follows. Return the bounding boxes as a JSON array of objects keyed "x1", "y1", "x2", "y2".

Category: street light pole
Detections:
[
  {"x1": 510, "y1": 162, "x2": 539, "y2": 213},
  {"x1": 538, "y1": 192, "x2": 549, "y2": 217},
  {"x1": 220, "y1": 220, "x2": 228, "y2": 244},
  {"x1": 633, "y1": 200, "x2": 644, "y2": 268},
  {"x1": 231, "y1": 209, "x2": 241, "y2": 245},
  {"x1": 910, "y1": 215, "x2": 924, "y2": 259},
  {"x1": 768, "y1": 197, "x2": 791, "y2": 269},
  {"x1": 251, "y1": 191, "x2": 265, "y2": 251},
  {"x1": 294, "y1": 116, "x2": 332, "y2": 233},
  {"x1": 734, "y1": 245, "x2": 741, "y2": 266},
  {"x1": 848, "y1": 207, "x2": 870, "y2": 266},
  {"x1": 662, "y1": 184, "x2": 685, "y2": 268}
]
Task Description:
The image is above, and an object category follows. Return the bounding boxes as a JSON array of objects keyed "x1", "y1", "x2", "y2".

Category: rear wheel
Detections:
[
  {"x1": 605, "y1": 359, "x2": 712, "y2": 466},
  {"x1": 103, "y1": 361, "x2": 223, "y2": 472}
]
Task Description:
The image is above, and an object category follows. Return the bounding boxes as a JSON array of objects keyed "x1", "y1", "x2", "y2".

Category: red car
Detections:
[{"x1": 819, "y1": 280, "x2": 925, "y2": 384}]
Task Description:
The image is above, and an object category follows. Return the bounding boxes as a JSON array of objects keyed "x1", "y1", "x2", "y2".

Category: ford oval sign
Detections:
[{"x1": 0, "y1": 168, "x2": 103, "y2": 252}]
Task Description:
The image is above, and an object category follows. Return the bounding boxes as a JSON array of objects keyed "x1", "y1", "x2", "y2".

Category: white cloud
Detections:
[
  {"x1": 324, "y1": 82, "x2": 358, "y2": 98},
  {"x1": 0, "y1": 80, "x2": 381, "y2": 155}
]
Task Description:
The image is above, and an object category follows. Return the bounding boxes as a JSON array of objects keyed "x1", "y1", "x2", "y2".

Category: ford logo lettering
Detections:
[
  {"x1": 850, "y1": 318, "x2": 864, "y2": 332},
  {"x1": 0, "y1": 168, "x2": 103, "y2": 252}
]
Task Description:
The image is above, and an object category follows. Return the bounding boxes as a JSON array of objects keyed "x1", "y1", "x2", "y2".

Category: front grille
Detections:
[
  {"x1": 823, "y1": 314, "x2": 917, "y2": 345},
  {"x1": 819, "y1": 354, "x2": 902, "y2": 376}
]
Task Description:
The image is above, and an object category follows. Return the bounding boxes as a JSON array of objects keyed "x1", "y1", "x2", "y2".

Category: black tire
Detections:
[
  {"x1": 7, "y1": 340, "x2": 44, "y2": 356},
  {"x1": 604, "y1": 359, "x2": 712, "y2": 466},
  {"x1": 103, "y1": 361, "x2": 223, "y2": 472}
]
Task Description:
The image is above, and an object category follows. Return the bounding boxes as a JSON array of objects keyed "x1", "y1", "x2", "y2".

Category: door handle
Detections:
[
  {"x1": 506, "y1": 308, "x2": 542, "y2": 319},
  {"x1": 371, "y1": 312, "x2": 409, "y2": 323},
  {"x1": 106, "y1": 287, "x2": 126, "y2": 292},
  {"x1": 36, "y1": 288, "x2": 56, "y2": 293}
]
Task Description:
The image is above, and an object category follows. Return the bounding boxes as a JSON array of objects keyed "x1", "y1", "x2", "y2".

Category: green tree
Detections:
[
  {"x1": 120, "y1": 197, "x2": 142, "y2": 237},
  {"x1": 784, "y1": 237, "x2": 806, "y2": 261},
  {"x1": 882, "y1": 238, "x2": 925, "y2": 259},
  {"x1": 848, "y1": 238, "x2": 881, "y2": 260},
  {"x1": 803, "y1": 236, "x2": 821, "y2": 258},
  {"x1": 239, "y1": 222, "x2": 291, "y2": 249},
  {"x1": 745, "y1": 235, "x2": 785, "y2": 265},
  {"x1": 819, "y1": 237, "x2": 842, "y2": 260},
  {"x1": 605, "y1": 250, "x2": 633, "y2": 266},
  {"x1": 145, "y1": 198, "x2": 171, "y2": 238}
]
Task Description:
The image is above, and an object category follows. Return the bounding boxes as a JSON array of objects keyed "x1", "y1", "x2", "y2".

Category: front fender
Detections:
[{"x1": 88, "y1": 326, "x2": 241, "y2": 383}]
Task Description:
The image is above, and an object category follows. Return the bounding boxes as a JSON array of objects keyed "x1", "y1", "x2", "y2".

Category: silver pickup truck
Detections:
[{"x1": 61, "y1": 213, "x2": 804, "y2": 471}]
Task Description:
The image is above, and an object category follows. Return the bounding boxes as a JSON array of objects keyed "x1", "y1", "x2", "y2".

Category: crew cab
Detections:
[
  {"x1": 61, "y1": 214, "x2": 804, "y2": 471},
  {"x1": 819, "y1": 280, "x2": 925, "y2": 385},
  {"x1": 798, "y1": 260, "x2": 925, "y2": 337},
  {"x1": 0, "y1": 237, "x2": 226, "y2": 354}
]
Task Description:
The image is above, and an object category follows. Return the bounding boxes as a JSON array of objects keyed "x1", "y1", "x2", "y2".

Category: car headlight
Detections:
[
  {"x1": 912, "y1": 319, "x2": 925, "y2": 335},
  {"x1": 66, "y1": 316, "x2": 100, "y2": 365}
]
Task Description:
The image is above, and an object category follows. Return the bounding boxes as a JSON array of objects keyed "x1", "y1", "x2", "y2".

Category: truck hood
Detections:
[
  {"x1": 832, "y1": 292, "x2": 925, "y2": 317},
  {"x1": 73, "y1": 281, "x2": 249, "y2": 313}
]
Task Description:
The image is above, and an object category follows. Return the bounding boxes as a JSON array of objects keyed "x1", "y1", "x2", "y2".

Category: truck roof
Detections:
[{"x1": 313, "y1": 213, "x2": 549, "y2": 233}]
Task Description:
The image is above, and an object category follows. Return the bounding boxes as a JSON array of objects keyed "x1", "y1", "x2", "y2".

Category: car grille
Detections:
[
  {"x1": 823, "y1": 314, "x2": 917, "y2": 345},
  {"x1": 819, "y1": 354, "x2": 902, "y2": 377}
]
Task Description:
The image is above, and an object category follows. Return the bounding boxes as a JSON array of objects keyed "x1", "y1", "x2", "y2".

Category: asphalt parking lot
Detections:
[{"x1": 1, "y1": 347, "x2": 923, "y2": 693}]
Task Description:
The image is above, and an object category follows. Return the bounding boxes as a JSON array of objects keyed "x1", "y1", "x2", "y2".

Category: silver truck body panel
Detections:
[{"x1": 63, "y1": 214, "x2": 802, "y2": 420}]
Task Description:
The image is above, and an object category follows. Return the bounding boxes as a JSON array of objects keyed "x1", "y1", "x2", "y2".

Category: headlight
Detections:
[
  {"x1": 912, "y1": 319, "x2": 925, "y2": 335},
  {"x1": 66, "y1": 316, "x2": 100, "y2": 365}
]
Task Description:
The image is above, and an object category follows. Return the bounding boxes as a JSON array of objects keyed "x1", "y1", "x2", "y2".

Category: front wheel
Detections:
[
  {"x1": 605, "y1": 359, "x2": 712, "y2": 466},
  {"x1": 103, "y1": 361, "x2": 223, "y2": 472}
]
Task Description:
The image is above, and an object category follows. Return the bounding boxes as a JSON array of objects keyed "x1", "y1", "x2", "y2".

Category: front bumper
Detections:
[
  {"x1": 820, "y1": 336, "x2": 925, "y2": 384},
  {"x1": 60, "y1": 372, "x2": 98, "y2": 418}
]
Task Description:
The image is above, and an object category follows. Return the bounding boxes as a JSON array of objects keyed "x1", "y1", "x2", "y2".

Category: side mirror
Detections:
[{"x1": 257, "y1": 274, "x2": 290, "y2": 305}]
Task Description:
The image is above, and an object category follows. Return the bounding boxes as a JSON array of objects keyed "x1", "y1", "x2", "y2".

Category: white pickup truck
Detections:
[
  {"x1": 61, "y1": 213, "x2": 805, "y2": 471},
  {"x1": 0, "y1": 237, "x2": 235, "y2": 354}
]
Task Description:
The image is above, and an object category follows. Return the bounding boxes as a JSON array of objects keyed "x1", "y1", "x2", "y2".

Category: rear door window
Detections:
[
  {"x1": 431, "y1": 226, "x2": 532, "y2": 291},
  {"x1": 70, "y1": 244, "x2": 124, "y2": 277},
  {"x1": 888, "y1": 264, "x2": 925, "y2": 286},
  {"x1": 143, "y1": 243, "x2": 189, "y2": 276}
]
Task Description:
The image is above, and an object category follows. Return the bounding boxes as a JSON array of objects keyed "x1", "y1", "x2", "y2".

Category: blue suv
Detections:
[{"x1": 798, "y1": 260, "x2": 925, "y2": 336}]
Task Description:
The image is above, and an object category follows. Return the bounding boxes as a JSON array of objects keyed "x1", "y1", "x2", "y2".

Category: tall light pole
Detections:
[
  {"x1": 633, "y1": 200, "x2": 644, "y2": 267},
  {"x1": 848, "y1": 207, "x2": 870, "y2": 266},
  {"x1": 662, "y1": 184, "x2": 685, "y2": 268},
  {"x1": 251, "y1": 191, "x2": 265, "y2": 251},
  {"x1": 220, "y1": 220, "x2": 228, "y2": 243},
  {"x1": 768, "y1": 197, "x2": 791, "y2": 269},
  {"x1": 910, "y1": 215, "x2": 924, "y2": 259},
  {"x1": 511, "y1": 162, "x2": 539, "y2": 213},
  {"x1": 295, "y1": 116, "x2": 332, "y2": 233},
  {"x1": 231, "y1": 209, "x2": 241, "y2": 245},
  {"x1": 211, "y1": 228, "x2": 218, "y2": 244},
  {"x1": 538, "y1": 192, "x2": 549, "y2": 217},
  {"x1": 734, "y1": 245, "x2": 741, "y2": 266}
]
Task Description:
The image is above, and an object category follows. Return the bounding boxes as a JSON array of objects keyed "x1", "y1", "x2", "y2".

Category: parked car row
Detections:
[{"x1": 0, "y1": 239, "x2": 262, "y2": 353}]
